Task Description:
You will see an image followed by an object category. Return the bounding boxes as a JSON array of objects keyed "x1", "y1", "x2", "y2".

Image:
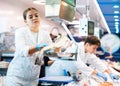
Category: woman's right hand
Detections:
[
  {"x1": 39, "y1": 35, "x2": 72, "y2": 54},
  {"x1": 54, "y1": 35, "x2": 73, "y2": 48}
]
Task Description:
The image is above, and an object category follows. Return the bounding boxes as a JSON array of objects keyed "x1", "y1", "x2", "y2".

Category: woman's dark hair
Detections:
[
  {"x1": 84, "y1": 35, "x2": 101, "y2": 47},
  {"x1": 23, "y1": 7, "x2": 38, "y2": 20}
]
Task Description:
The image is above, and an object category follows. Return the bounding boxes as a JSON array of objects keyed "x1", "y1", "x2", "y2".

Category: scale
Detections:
[{"x1": 100, "y1": 34, "x2": 120, "y2": 54}]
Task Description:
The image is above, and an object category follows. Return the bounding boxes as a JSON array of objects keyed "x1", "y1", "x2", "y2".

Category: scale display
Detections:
[{"x1": 101, "y1": 34, "x2": 120, "y2": 54}]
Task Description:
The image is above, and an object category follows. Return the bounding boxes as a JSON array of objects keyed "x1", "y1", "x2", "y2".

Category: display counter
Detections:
[
  {"x1": 39, "y1": 76, "x2": 73, "y2": 85},
  {"x1": 0, "y1": 51, "x2": 14, "y2": 62},
  {"x1": 0, "y1": 51, "x2": 14, "y2": 75}
]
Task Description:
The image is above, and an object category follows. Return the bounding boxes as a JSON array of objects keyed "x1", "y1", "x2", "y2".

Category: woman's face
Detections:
[
  {"x1": 85, "y1": 43, "x2": 98, "y2": 54},
  {"x1": 25, "y1": 9, "x2": 40, "y2": 28}
]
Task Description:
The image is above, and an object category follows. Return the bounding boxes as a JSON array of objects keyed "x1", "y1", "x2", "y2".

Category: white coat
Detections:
[
  {"x1": 5, "y1": 26, "x2": 52, "y2": 86},
  {"x1": 73, "y1": 42, "x2": 108, "y2": 76}
]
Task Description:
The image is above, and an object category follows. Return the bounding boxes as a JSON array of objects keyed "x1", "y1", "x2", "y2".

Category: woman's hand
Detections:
[
  {"x1": 54, "y1": 35, "x2": 73, "y2": 48},
  {"x1": 39, "y1": 35, "x2": 72, "y2": 54}
]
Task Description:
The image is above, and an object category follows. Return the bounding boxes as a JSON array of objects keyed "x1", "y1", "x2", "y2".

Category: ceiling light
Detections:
[
  {"x1": 113, "y1": 5, "x2": 119, "y2": 8},
  {"x1": 114, "y1": 19, "x2": 119, "y2": 21},
  {"x1": 33, "y1": 0, "x2": 46, "y2": 4},
  {"x1": 114, "y1": 11, "x2": 119, "y2": 14},
  {"x1": 115, "y1": 22, "x2": 119, "y2": 25},
  {"x1": 115, "y1": 27, "x2": 119, "y2": 33},
  {"x1": 114, "y1": 15, "x2": 119, "y2": 18},
  {"x1": 0, "y1": 10, "x2": 14, "y2": 15},
  {"x1": 115, "y1": 24, "x2": 118, "y2": 27}
]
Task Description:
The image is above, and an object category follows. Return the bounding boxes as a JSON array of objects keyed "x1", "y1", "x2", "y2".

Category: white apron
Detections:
[{"x1": 5, "y1": 26, "x2": 52, "y2": 86}]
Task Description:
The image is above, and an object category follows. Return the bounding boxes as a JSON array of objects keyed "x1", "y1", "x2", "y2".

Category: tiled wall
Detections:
[
  {"x1": 0, "y1": 28, "x2": 15, "y2": 52},
  {"x1": 0, "y1": 25, "x2": 65, "y2": 52}
]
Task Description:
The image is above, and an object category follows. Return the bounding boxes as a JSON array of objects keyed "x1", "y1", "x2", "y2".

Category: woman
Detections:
[{"x1": 5, "y1": 7, "x2": 64, "y2": 86}]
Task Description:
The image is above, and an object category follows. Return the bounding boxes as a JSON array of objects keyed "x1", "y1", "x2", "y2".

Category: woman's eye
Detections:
[
  {"x1": 35, "y1": 14, "x2": 39, "y2": 17},
  {"x1": 29, "y1": 16, "x2": 33, "y2": 19},
  {"x1": 28, "y1": 14, "x2": 39, "y2": 19}
]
